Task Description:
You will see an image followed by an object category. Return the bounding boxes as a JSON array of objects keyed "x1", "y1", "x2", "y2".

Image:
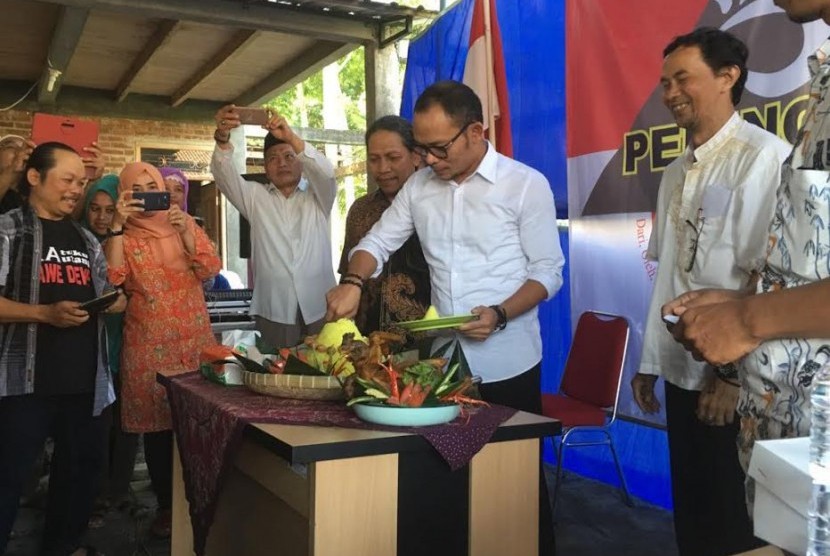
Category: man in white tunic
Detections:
[
  {"x1": 211, "y1": 106, "x2": 337, "y2": 348},
  {"x1": 631, "y1": 28, "x2": 789, "y2": 556},
  {"x1": 666, "y1": 0, "x2": 830, "y2": 511}
]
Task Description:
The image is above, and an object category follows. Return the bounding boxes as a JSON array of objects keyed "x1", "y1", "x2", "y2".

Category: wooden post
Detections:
[{"x1": 364, "y1": 41, "x2": 402, "y2": 193}]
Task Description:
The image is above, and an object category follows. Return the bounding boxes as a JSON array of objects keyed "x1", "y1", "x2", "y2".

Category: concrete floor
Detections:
[
  {"x1": 6, "y1": 462, "x2": 677, "y2": 556},
  {"x1": 554, "y1": 468, "x2": 678, "y2": 556}
]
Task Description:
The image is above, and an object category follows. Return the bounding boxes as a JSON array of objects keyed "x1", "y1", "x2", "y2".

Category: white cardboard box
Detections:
[{"x1": 747, "y1": 437, "x2": 811, "y2": 556}]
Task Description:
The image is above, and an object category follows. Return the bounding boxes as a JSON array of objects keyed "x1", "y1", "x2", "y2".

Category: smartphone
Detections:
[
  {"x1": 662, "y1": 314, "x2": 680, "y2": 325},
  {"x1": 78, "y1": 290, "x2": 120, "y2": 313},
  {"x1": 235, "y1": 107, "x2": 271, "y2": 126},
  {"x1": 31, "y1": 114, "x2": 99, "y2": 179},
  {"x1": 132, "y1": 191, "x2": 171, "y2": 211}
]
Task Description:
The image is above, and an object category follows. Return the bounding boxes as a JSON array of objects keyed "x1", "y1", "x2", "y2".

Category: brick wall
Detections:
[{"x1": 0, "y1": 109, "x2": 215, "y2": 175}]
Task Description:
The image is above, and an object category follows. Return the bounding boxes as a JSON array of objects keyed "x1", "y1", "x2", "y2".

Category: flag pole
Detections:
[{"x1": 482, "y1": 0, "x2": 497, "y2": 150}]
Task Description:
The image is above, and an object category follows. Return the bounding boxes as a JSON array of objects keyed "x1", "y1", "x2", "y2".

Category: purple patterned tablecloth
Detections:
[{"x1": 162, "y1": 371, "x2": 516, "y2": 556}]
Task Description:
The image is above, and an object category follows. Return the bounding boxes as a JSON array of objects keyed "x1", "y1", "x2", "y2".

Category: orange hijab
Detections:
[{"x1": 118, "y1": 162, "x2": 189, "y2": 273}]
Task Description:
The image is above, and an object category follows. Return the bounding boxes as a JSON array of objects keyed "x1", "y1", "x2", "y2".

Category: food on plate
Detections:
[
  {"x1": 422, "y1": 305, "x2": 440, "y2": 321},
  {"x1": 316, "y1": 318, "x2": 366, "y2": 348},
  {"x1": 339, "y1": 332, "x2": 487, "y2": 411}
]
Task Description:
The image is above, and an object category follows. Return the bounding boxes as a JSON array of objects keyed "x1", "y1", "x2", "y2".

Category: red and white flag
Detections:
[{"x1": 462, "y1": 0, "x2": 513, "y2": 156}]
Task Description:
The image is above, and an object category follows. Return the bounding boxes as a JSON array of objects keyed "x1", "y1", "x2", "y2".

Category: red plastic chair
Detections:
[{"x1": 542, "y1": 310, "x2": 632, "y2": 511}]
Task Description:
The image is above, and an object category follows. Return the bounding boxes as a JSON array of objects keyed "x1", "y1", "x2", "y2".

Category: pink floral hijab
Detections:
[{"x1": 118, "y1": 162, "x2": 188, "y2": 272}]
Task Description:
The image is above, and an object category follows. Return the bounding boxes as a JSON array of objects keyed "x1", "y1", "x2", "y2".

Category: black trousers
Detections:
[
  {"x1": 143, "y1": 430, "x2": 173, "y2": 510},
  {"x1": 479, "y1": 363, "x2": 556, "y2": 556},
  {"x1": 0, "y1": 393, "x2": 107, "y2": 556},
  {"x1": 103, "y1": 374, "x2": 139, "y2": 504},
  {"x1": 664, "y1": 382, "x2": 762, "y2": 556}
]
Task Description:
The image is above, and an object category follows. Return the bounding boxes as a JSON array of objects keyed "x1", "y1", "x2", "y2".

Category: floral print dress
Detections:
[{"x1": 108, "y1": 219, "x2": 220, "y2": 433}]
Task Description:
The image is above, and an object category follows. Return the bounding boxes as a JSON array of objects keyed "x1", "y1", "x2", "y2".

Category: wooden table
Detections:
[{"x1": 171, "y1": 411, "x2": 559, "y2": 556}]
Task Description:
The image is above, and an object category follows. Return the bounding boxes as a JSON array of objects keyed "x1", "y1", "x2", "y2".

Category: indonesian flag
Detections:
[{"x1": 462, "y1": 0, "x2": 513, "y2": 156}]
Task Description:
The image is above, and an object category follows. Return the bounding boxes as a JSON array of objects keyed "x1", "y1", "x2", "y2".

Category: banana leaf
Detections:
[
  {"x1": 426, "y1": 340, "x2": 481, "y2": 401},
  {"x1": 255, "y1": 334, "x2": 277, "y2": 356},
  {"x1": 232, "y1": 353, "x2": 270, "y2": 374},
  {"x1": 283, "y1": 354, "x2": 328, "y2": 376}
]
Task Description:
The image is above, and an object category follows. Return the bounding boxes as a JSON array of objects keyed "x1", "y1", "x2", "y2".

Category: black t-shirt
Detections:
[{"x1": 34, "y1": 218, "x2": 98, "y2": 396}]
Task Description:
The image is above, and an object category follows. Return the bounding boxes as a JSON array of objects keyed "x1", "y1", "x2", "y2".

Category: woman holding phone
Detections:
[{"x1": 105, "y1": 162, "x2": 219, "y2": 537}]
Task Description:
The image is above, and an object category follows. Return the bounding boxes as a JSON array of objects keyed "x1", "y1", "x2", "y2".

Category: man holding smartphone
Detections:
[
  {"x1": 0, "y1": 142, "x2": 125, "y2": 556},
  {"x1": 211, "y1": 106, "x2": 337, "y2": 348}
]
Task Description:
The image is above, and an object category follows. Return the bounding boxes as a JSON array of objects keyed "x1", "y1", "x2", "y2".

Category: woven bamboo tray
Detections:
[{"x1": 241, "y1": 370, "x2": 344, "y2": 401}]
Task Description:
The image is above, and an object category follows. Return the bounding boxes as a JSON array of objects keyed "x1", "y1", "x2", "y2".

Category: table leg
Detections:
[
  {"x1": 171, "y1": 436, "x2": 195, "y2": 556},
  {"x1": 468, "y1": 439, "x2": 538, "y2": 556},
  {"x1": 309, "y1": 453, "x2": 398, "y2": 556}
]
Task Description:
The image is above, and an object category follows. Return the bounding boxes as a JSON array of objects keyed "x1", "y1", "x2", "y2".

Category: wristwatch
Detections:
[
  {"x1": 489, "y1": 304, "x2": 508, "y2": 331},
  {"x1": 106, "y1": 228, "x2": 124, "y2": 238}
]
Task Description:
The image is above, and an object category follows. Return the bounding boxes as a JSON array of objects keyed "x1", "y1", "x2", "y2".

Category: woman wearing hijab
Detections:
[
  {"x1": 105, "y1": 162, "x2": 219, "y2": 537},
  {"x1": 83, "y1": 174, "x2": 118, "y2": 240},
  {"x1": 158, "y1": 167, "x2": 188, "y2": 212}
]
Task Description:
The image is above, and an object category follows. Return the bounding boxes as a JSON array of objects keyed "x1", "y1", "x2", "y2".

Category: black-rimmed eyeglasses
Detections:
[
  {"x1": 684, "y1": 211, "x2": 705, "y2": 272},
  {"x1": 412, "y1": 122, "x2": 472, "y2": 160}
]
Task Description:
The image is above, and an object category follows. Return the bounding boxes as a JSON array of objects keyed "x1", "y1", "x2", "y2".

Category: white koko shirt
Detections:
[
  {"x1": 211, "y1": 143, "x2": 337, "y2": 325},
  {"x1": 639, "y1": 113, "x2": 790, "y2": 391},
  {"x1": 353, "y1": 143, "x2": 565, "y2": 383}
]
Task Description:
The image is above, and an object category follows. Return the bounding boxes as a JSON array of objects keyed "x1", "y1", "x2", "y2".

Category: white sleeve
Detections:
[
  {"x1": 210, "y1": 144, "x2": 254, "y2": 219},
  {"x1": 731, "y1": 143, "x2": 789, "y2": 275},
  {"x1": 300, "y1": 143, "x2": 337, "y2": 214},
  {"x1": 351, "y1": 181, "x2": 416, "y2": 278},
  {"x1": 518, "y1": 172, "x2": 564, "y2": 299}
]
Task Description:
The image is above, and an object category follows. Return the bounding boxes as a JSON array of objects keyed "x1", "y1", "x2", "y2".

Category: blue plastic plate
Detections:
[{"x1": 352, "y1": 402, "x2": 460, "y2": 427}]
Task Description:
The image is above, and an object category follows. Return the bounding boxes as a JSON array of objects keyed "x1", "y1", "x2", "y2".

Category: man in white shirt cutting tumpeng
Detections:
[{"x1": 326, "y1": 80, "x2": 564, "y2": 556}]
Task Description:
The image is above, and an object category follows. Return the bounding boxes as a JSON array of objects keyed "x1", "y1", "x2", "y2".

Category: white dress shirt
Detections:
[
  {"x1": 211, "y1": 143, "x2": 337, "y2": 325},
  {"x1": 353, "y1": 143, "x2": 564, "y2": 383},
  {"x1": 639, "y1": 113, "x2": 790, "y2": 391}
]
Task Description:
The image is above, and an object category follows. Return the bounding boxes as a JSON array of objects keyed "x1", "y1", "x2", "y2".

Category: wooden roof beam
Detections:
[
  {"x1": 115, "y1": 19, "x2": 180, "y2": 102},
  {"x1": 170, "y1": 29, "x2": 260, "y2": 108},
  {"x1": 46, "y1": 0, "x2": 376, "y2": 43},
  {"x1": 37, "y1": 6, "x2": 90, "y2": 104},
  {"x1": 234, "y1": 41, "x2": 355, "y2": 107}
]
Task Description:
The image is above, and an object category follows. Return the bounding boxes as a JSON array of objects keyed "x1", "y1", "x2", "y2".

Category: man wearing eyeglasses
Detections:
[
  {"x1": 629, "y1": 28, "x2": 789, "y2": 556},
  {"x1": 326, "y1": 80, "x2": 563, "y2": 555},
  {"x1": 211, "y1": 106, "x2": 337, "y2": 349}
]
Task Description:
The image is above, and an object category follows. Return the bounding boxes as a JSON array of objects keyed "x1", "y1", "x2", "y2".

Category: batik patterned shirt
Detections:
[{"x1": 738, "y1": 39, "x2": 830, "y2": 484}]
